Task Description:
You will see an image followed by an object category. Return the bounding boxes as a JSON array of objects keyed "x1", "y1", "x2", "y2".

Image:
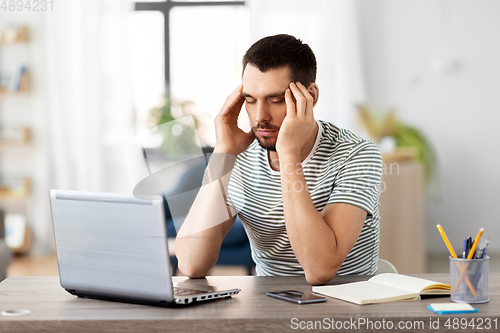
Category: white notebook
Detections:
[{"x1": 312, "y1": 273, "x2": 450, "y2": 305}]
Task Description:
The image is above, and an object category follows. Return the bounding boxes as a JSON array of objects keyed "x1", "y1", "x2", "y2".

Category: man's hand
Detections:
[
  {"x1": 214, "y1": 84, "x2": 255, "y2": 156},
  {"x1": 276, "y1": 82, "x2": 317, "y2": 159}
]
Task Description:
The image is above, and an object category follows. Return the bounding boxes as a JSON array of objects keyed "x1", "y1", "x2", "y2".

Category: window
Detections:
[{"x1": 131, "y1": 1, "x2": 250, "y2": 146}]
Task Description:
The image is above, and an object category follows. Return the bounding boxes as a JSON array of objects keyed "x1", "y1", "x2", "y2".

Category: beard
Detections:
[{"x1": 251, "y1": 123, "x2": 280, "y2": 152}]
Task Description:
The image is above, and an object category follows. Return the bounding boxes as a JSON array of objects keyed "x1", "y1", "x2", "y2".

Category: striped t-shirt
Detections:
[{"x1": 226, "y1": 120, "x2": 383, "y2": 276}]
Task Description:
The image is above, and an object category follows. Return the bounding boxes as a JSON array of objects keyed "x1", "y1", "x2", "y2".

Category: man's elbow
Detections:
[
  {"x1": 177, "y1": 260, "x2": 208, "y2": 279},
  {"x1": 305, "y1": 273, "x2": 334, "y2": 286},
  {"x1": 305, "y1": 265, "x2": 340, "y2": 286},
  {"x1": 175, "y1": 240, "x2": 211, "y2": 278}
]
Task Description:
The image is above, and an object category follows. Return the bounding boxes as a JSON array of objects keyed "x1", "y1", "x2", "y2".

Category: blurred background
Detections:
[{"x1": 0, "y1": 0, "x2": 498, "y2": 278}]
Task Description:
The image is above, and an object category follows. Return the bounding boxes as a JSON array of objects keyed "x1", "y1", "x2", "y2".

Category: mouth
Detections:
[{"x1": 257, "y1": 130, "x2": 277, "y2": 137}]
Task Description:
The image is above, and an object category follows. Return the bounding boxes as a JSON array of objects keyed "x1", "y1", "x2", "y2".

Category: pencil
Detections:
[
  {"x1": 436, "y1": 225, "x2": 457, "y2": 258},
  {"x1": 453, "y1": 228, "x2": 484, "y2": 294},
  {"x1": 436, "y1": 225, "x2": 476, "y2": 296},
  {"x1": 468, "y1": 228, "x2": 484, "y2": 260}
]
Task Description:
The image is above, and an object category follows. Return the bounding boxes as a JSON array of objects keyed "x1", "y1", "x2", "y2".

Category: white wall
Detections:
[
  {"x1": 357, "y1": 0, "x2": 500, "y2": 254},
  {"x1": 248, "y1": 0, "x2": 365, "y2": 132}
]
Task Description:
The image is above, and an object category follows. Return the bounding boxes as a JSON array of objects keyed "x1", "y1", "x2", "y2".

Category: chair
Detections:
[
  {"x1": 164, "y1": 148, "x2": 255, "y2": 275},
  {"x1": 376, "y1": 258, "x2": 398, "y2": 274},
  {"x1": 0, "y1": 210, "x2": 13, "y2": 281},
  {"x1": 168, "y1": 215, "x2": 254, "y2": 275}
]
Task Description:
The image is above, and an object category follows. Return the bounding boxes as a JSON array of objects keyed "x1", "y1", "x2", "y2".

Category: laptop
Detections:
[{"x1": 49, "y1": 189, "x2": 240, "y2": 306}]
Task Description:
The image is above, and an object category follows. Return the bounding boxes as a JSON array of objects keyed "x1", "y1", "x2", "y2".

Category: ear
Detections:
[{"x1": 307, "y1": 83, "x2": 319, "y2": 107}]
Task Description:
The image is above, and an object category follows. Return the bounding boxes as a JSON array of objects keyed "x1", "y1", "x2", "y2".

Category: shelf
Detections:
[
  {"x1": 0, "y1": 127, "x2": 30, "y2": 147},
  {"x1": 0, "y1": 141, "x2": 29, "y2": 148},
  {"x1": 4, "y1": 215, "x2": 31, "y2": 254},
  {"x1": 0, "y1": 41, "x2": 28, "y2": 46},
  {"x1": 10, "y1": 226, "x2": 32, "y2": 254},
  {"x1": 0, "y1": 178, "x2": 30, "y2": 199},
  {"x1": 0, "y1": 88, "x2": 29, "y2": 97},
  {"x1": 0, "y1": 26, "x2": 29, "y2": 45},
  {"x1": 0, "y1": 69, "x2": 29, "y2": 96}
]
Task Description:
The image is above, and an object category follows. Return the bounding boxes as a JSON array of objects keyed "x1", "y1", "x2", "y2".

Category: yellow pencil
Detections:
[
  {"x1": 436, "y1": 225, "x2": 457, "y2": 258},
  {"x1": 436, "y1": 225, "x2": 476, "y2": 296},
  {"x1": 467, "y1": 228, "x2": 484, "y2": 260},
  {"x1": 453, "y1": 228, "x2": 484, "y2": 294}
]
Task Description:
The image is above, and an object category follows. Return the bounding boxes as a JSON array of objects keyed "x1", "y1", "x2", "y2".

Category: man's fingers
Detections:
[
  {"x1": 284, "y1": 88, "x2": 296, "y2": 117},
  {"x1": 224, "y1": 84, "x2": 243, "y2": 110},
  {"x1": 295, "y1": 82, "x2": 314, "y2": 116},
  {"x1": 231, "y1": 94, "x2": 245, "y2": 116},
  {"x1": 218, "y1": 84, "x2": 243, "y2": 117},
  {"x1": 289, "y1": 82, "x2": 308, "y2": 117}
]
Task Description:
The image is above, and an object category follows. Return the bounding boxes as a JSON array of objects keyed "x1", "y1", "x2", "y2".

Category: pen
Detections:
[
  {"x1": 472, "y1": 237, "x2": 489, "y2": 290},
  {"x1": 466, "y1": 237, "x2": 472, "y2": 259},
  {"x1": 463, "y1": 238, "x2": 467, "y2": 259},
  {"x1": 481, "y1": 238, "x2": 489, "y2": 259},
  {"x1": 453, "y1": 228, "x2": 484, "y2": 294},
  {"x1": 436, "y1": 225, "x2": 476, "y2": 296},
  {"x1": 475, "y1": 244, "x2": 485, "y2": 260}
]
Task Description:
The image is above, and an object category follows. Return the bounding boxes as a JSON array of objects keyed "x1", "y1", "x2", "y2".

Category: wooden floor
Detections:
[
  {"x1": 7, "y1": 255, "x2": 59, "y2": 277},
  {"x1": 6, "y1": 255, "x2": 251, "y2": 277},
  {"x1": 6, "y1": 254, "x2": 499, "y2": 278}
]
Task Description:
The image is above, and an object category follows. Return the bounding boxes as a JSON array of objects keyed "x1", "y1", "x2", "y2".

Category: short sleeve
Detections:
[{"x1": 327, "y1": 141, "x2": 383, "y2": 217}]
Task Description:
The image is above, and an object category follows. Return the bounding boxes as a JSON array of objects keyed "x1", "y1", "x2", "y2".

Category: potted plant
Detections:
[
  {"x1": 357, "y1": 104, "x2": 437, "y2": 183},
  {"x1": 149, "y1": 97, "x2": 204, "y2": 159}
]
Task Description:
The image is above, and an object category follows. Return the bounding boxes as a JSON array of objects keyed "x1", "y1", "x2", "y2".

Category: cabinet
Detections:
[
  {"x1": 378, "y1": 156, "x2": 426, "y2": 274},
  {"x1": 0, "y1": 25, "x2": 31, "y2": 253}
]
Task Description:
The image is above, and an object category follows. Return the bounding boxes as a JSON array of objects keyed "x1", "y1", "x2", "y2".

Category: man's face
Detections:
[{"x1": 242, "y1": 64, "x2": 291, "y2": 151}]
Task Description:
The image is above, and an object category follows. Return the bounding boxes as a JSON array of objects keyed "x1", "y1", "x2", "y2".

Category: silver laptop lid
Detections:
[{"x1": 50, "y1": 190, "x2": 174, "y2": 302}]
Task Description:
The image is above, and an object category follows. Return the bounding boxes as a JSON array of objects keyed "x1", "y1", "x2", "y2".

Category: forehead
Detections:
[{"x1": 242, "y1": 64, "x2": 292, "y2": 97}]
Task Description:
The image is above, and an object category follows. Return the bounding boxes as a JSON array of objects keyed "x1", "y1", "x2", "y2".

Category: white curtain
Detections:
[
  {"x1": 248, "y1": 0, "x2": 365, "y2": 131},
  {"x1": 34, "y1": 0, "x2": 134, "y2": 254}
]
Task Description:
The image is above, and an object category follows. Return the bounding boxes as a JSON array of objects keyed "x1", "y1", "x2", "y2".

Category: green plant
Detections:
[
  {"x1": 150, "y1": 97, "x2": 175, "y2": 125},
  {"x1": 149, "y1": 97, "x2": 201, "y2": 158},
  {"x1": 393, "y1": 124, "x2": 437, "y2": 182},
  {"x1": 357, "y1": 104, "x2": 437, "y2": 182}
]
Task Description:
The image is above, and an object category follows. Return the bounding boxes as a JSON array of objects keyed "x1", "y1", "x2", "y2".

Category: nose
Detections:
[{"x1": 255, "y1": 102, "x2": 271, "y2": 123}]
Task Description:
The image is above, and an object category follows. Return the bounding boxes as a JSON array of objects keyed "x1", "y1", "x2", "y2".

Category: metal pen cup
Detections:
[{"x1": 450, "y1": 256, "x2": 489, "y2": 303}]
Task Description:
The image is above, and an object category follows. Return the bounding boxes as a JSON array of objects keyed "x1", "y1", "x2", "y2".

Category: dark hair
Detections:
[{"x1": 242, "y1": 34, "x2": 317, "y2": 85}]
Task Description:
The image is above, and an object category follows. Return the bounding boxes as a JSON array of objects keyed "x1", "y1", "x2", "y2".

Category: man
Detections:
[{"x1": 175, "y1": 34, "x2": 382, "y2": 285}]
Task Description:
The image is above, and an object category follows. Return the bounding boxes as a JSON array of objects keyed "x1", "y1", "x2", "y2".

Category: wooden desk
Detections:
[{"x1": 0, "y1": 274, "x2": 499, "y2": 333}]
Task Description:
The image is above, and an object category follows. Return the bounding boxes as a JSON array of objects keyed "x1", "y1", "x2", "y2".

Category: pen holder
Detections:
[{"x1": 450, "y1": 256, "x2": 489, "y2": 303}]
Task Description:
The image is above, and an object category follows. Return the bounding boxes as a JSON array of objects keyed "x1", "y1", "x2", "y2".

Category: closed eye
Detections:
[
  {"x1": 270, "y1": 99, "x2": 284, "y2": 104},
  {"x1": 245, "y1": 98, "x2": 256, "y2": 104}
]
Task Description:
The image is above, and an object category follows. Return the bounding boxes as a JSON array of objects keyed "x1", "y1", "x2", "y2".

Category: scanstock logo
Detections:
[{"x1": 126, "y1": 116, "x2": 243, "y2": 237}]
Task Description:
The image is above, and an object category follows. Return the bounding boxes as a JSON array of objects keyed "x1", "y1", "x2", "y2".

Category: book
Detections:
[
  {"x1": 7, "y1": 65, "x2": 27, "y2": 92},
  {"x1": 312, "y1": 273, "x2": 450, "y2": 305}
]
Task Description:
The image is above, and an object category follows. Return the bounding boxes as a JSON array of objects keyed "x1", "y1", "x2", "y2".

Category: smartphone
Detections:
[{"x1": 267, "y1": 290, "x2": 327, "y2": 304}]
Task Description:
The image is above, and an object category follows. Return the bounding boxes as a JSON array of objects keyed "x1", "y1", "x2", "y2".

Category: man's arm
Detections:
[
  {"x1": 277, "y1": 82, "x2": 380, "y2": 285},
  {"x1": 280, "y1": 158, "x2": 367, "y2": 285},
  {"x1": 174, "y1": 154, "x2": 237, "y2": 278},
  {"x1": 175, "y1": 85, "x2": 254, "y2": 278}
]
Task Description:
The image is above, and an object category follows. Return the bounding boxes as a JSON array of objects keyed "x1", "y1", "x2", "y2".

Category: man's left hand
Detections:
[{"x1": 276, "y1": 82, "x2": 317, "y2": 159}]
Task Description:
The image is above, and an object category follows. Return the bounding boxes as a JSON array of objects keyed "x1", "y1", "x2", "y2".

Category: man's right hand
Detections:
[{"x1": 214, "y1": 84, "x2": 255, "y2": 156}]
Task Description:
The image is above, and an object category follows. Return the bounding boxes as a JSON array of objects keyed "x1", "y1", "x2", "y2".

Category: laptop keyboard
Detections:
[{"x1": 173, "y1": 287, "x2": 210, "y2": 297}]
